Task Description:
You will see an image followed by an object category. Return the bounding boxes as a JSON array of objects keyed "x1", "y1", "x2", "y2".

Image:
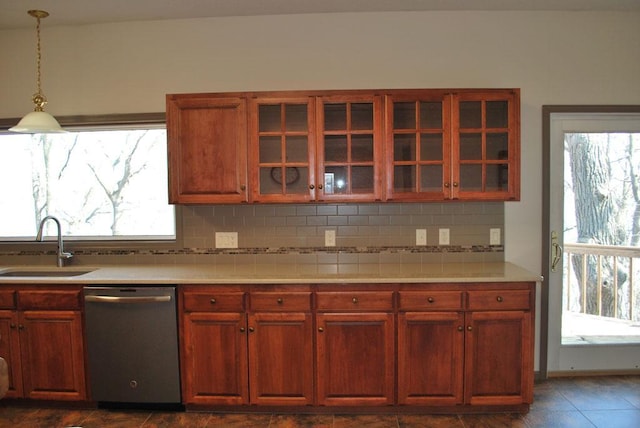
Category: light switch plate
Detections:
[
  {"x1": 325, "y1": 230, "x2": 336, "y2": 247},
  {"x1": 416, "y1": 229, "x2": 427, "y2": 246},
  {"x1": 438, "y1": 228, "x2": 450, "y2": 245},
  {"x1": 215, "y1": 232, "x2": 238, "y2": 249},
  {"x1": 490, "y1": 228, "x2": 501, "y2": 245}
]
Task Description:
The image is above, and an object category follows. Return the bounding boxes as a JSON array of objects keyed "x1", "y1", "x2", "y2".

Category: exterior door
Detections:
[{"x1": 545, "y1": 108, "x2": 640, "y2": 374}]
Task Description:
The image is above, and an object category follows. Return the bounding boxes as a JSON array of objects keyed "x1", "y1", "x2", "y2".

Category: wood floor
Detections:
[{"x1": 0, "y1": 376, "x2": 638, "y2": 427}]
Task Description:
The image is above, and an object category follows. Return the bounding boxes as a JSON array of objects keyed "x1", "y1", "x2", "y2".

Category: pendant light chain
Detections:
[{"x1": 30, "y1": 10, "x2": 48, "y2": 112}]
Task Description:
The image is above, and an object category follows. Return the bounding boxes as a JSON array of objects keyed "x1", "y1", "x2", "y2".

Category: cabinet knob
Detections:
[
  {"x1": 18, "y1": 324, "x2": 24, "y2": 330},
  {"x1": 457, "y1": 326, "x2": 464, "y2": 332},
  {"x1": 277, "y1": 298, "x2": 283, "y2": 304},
  {"x1": 240, "y1": 327, "x2": 245, "y2": 333},
  {"x1": 249, "y1": 327, "x2": 255, "y2": 333},
  {"x1": 309, "y1": 184, "x2": 315, "y2": 190},
  {"x1": 467, "y1": 325, "x2": 473, "y2": 331},
  {"x1": 318, "y1": 184, "x2": 323, "y2": 190},
  {"x1": 352, "y1": 297, "x2": 358, "y2": 304},
  {"x1": 427, "y1": 297, "x2": 435, "y2": 303},
  {"x1": 240, "y1": 184, "x2": 246, "y2": 191},
  {"x1": 453, "y1": 182, "x2": 459, "y2": 188},
  {"x1": 496, "y1": 296, "x2": 503, "y2": 303},
  {"x1": 210, "y1": 298, "x2": 216, "y2": 304},
  {"x1": 318, "y1": 327, "x2": 324, "y2": 333},
  {"x1": 444, "y1": 182, "x2": 450, "y2": 188}
]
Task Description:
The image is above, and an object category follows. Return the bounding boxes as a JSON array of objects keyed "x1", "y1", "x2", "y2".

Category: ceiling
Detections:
[{"x1": 1, "y1": 0, "x2": 639, "y2": 30}]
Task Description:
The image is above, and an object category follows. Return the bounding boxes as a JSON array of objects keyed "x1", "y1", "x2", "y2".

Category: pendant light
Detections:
[{"x1": 10, "y1": 10, "x2": 65, "y2": 133}]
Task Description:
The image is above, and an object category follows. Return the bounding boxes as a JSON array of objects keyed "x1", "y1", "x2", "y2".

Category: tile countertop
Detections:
[{"x1": 0, "y1": 262, "x2": 542, "y2": 285}]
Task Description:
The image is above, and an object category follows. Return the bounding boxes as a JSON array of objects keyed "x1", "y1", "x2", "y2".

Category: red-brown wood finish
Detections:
[{"x1": 0, "y1": 310, "x2": 22, "y2": 398}]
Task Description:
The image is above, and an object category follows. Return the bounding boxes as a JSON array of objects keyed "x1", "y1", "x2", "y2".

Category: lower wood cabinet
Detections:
[
  {"x1": 0, "y1": 287, "x2": 87, "y2": 401},
  {"x1": 180, "y1": 282, "x2": 535, "y2": 410}
]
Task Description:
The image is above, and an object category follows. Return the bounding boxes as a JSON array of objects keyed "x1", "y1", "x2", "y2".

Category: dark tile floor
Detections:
[{"x1": 0, "y1": 376, "x2": 638, "y2": 427}]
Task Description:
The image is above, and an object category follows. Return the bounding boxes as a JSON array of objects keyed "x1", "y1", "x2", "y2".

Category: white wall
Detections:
[{"x1": 2, "y1": 11, "x2": 639, "y2": 274}]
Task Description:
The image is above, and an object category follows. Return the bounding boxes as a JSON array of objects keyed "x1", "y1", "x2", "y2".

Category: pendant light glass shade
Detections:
[{"x1": 10, "y1": 10, "x2": 66, "y2": 134}]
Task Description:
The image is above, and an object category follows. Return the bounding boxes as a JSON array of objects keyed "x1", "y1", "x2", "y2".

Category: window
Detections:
[{"x1": 0, "y1": 126, "x2": 175, "y2": 241}]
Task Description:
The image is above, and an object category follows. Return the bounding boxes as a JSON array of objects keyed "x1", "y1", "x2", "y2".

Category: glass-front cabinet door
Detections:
[
  {"x1": 249, "y1": 97, "x2": 316, "y2": 202},
  {"x1": 452, "y1": 90, "x2": 520, "y2": 200},
  {"x1": 316, "y1": 95, "x2": 383, "y2": 201},
  {"x1": 386, "y1": 92, "x2": 451, "y2": 201}
]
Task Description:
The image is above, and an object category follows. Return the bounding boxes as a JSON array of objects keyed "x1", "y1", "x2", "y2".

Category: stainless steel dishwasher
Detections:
[{"x1": 83, "y1": 286, "x2": 181, "y2": 406}]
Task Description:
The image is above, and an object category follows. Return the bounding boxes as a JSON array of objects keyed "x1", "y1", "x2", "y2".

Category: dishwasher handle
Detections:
[{"x1": 84, "y1": 295, "x2": 172, "y2": 304}]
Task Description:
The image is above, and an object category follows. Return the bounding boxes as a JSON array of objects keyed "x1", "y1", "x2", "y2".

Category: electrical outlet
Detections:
[
  {"x1": 215, "y1": 232, "x2": 238, "y2": 249},
  {"x1": 490, "y1": 228, "x2": 501, "y2": 246},
  {"x1": 325, "y1": 230, "x2": 336, "y2": 247},
  {"x1": 438, "y1": 228, "x2": 450, "y2": 245},
  {"x1": 416, "y1": 229, "x2": 427, "y2": 246}
]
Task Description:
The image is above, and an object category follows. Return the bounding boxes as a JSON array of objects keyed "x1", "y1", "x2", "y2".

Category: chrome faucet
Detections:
[{"x1": 36, "y1": 215, "x2": 73, "y2": 267}]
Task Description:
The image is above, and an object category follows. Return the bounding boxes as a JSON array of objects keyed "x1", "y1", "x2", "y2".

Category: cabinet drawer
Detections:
[
  {"x1": 183, "y1": 292, "x2": 245, "y2": 312},
  {"x1": 467, "y1": 290, "x2": 531, "y2": 311},
  {"x1": 18, "y1": 289, "x2": 81, "y2": 310},
  {"x1": 250, "y1": 292, "x2": 312, "y2": 312},
  {"x1": 316, "y1": 291, "x2": 394, "y2": 311},
  {"x1": 398, "y1": 291, "x2": 463, "y2": 311},
  {"x1": 0, "y1": 289, "x2": 16, "y2": 309}
]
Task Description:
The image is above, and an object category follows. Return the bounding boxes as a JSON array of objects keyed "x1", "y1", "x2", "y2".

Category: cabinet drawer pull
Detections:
[
  {"x1": 496, "y1": 296, "x2": 503, "y2": 303},
  {"x1": 457, "y1": 326, "x2": 463, "y2": 332},
  {"x1": 467, "y1": 325, "x2": 472, "y2": 331},
  {"x1": 18, "y1": 324, "x2": 24, "y2": 330},
  {"x1": 352, "y1": 297, "x2": 358, "y2": 304},
  {"x1": 445, "y1": 182, "x2": 450, "y2": 188},
  {"x1": 277, "y1": 298, "x2": 283, "y2": 304},
  {"x1": 309, "y1": 184, "x2": 315, "y2": 190},
  {"x1": 210, "y1": 298, "x2": 216, "y2": 304},
  {"x1": 10, "y1": 323, "x2": 16, "y2": 329},
  {"x1": 318, "y1": 327, "x2": 324, "y2": 332},
  {"x1": 318, "y1": 184, "x2": 323, "y2": 190},
  {"x1": 427, "y1": 297, "x2": 435, "y2": 303},
  {"x1": 240, "y1": 184, "x2": 246, "y2": 191},
  {"x1": 249, "y1": 327, "x2": 255, "y2": 333},
  {"x1": 240, "y1": 327, "x2": 245, "y2": 333},
  {"x1": 453, "y1": 182, "x2": 459, "y2": 187}
]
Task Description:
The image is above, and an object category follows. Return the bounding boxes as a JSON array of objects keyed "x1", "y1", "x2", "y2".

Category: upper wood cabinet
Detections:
[
  {"x1": 166, "y1": 94, "x2": 248, "y2": 204},
  {"x1": 167, "y1": 88, "x2": 520, "y2": 204},
  {"x1": 385, "y1": 89, "x2": 520, "y2": 201},
  {"x1": 248, "y1": 93, "x2": 384, "y2": 203}
]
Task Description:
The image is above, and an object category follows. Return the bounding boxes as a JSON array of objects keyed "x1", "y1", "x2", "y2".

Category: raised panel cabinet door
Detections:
[
  {"x1": 0, "y1": 311, "x2": 22, "y2": 398},
  {"x1": 451, "y1": 90, "x2": 520, "y2": 201},
  {"x1": 247, "y1": 312, "x2": 314, "y2": 405},
  {"x1": 397, "y1": 312, "x2": 464, "y2": 405},
  {"x1": 19, "y1": 311, "x2": 86, "y2": 401},
  {"x1": 316, "y1": 312, "x2": 394, "y2": 406},
  {"x1": 464, "y1": 310, "x2": 533, "y2": 405},
  {"x1": 181, "y1": 312, "x2": 248, "y2": 405},
  {"x1": 167, "y1": 95, "x2": 248, "y2": 203}
]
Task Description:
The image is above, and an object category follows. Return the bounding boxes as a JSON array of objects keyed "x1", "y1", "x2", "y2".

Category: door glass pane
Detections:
[
  {"x1": 324, "y1": 104, "x2": 347, "y2": 131},
  {"x1": 420, "y1": 134, "x2": 443, "y2": 161},
  {"x1": 351, "y1": 166, "x2": 374, "y2": 193},
  {"x1": 460, "y1": 133, "x2": 482, "y2": 160},
  {"x1": 394, "y1": 166, "x2": 415, "y2": 192},
  {"x1": 420, "y1": 102, "x2": 442, "y2": 129},
  {"x1": 487, "y1": 133, "x2": 509, "y2": 160},
  {"x1": 486, "y1": 101, "x2": 508, "y2": 128},
  {"x1": 351, "y1": 103, "x2": 373, "y2": 130},
  {"x1": 285, "y1": 104, "x2": 308, "y2": 132},
  {"x1": 486, "y1": 164, "x2": 508, "y2": 191},
  {"x1": 259, "y1": 136, "x2": 281, "y2": 163},
  {"x1": 324, "y1": 136, "x2": 348, "y2": 162},
  {"x1": 352, "y1": 135, "x2": 374, "y2": 162},
  {"x1": 393, "y1": 102, "x2": 416, "y2": 129},
  {"x1": 460, "y1": 164, "x2": 482, "y2": 191},
  {"x1": 394, "y1": 135, "x2": 416, "y2": 161},
  {"x1": 259, "y1": 105, "x2": 281, "y2": 132},
  {"x1": 459, "y1": 101, "x2": 482, "y2": 129},
  {"x1": 420, "y1": 165, "x2": 443, "y2": 192},
  {"x1": 287, "y1": 167, "x2": 309, "y2": 194},
  {"x1": 285, "y1": 136, "x2": 308, "y2": 163},
  {"x1": 260, "y1": 167, "x2": 282, "y2": 194},
  {"x1": 324, "y1": 166, "x2": 348, "y2": 194}
]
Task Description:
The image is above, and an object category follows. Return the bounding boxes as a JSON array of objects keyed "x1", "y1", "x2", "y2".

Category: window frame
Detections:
[{"x1": 0, "y1": 112, "x2": 183, "y2": 251}]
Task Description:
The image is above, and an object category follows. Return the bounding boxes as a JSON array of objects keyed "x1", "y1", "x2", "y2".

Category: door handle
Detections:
[
  {"x1": 84, "y1": 295, "x2": 172, "y2": 304},
  {"x1": 551, "y1": 230, "x2": 563, "y2": 272}
]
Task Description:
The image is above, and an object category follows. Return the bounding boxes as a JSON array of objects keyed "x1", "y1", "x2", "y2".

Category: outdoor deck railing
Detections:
[{"x1": 564, "y1": 243, "x2": 639, "y2": 322}]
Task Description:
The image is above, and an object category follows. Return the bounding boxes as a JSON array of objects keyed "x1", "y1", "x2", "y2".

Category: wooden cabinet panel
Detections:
[
  {"x1": 398, "y1": 291, "x2": 463, "y2": 311},
  {"x1": 467, "y1": 289, "x2": 531, "y2": 311},
  {"x1": 18, "y1": 289, "x2": 81, "y2": 310},
  {"x1": 167, "y1": 95, "x2": 248, "y2": 204},
  {"x1": 0, "y1": 290, "x2": 15, "y2": 309},
  {"x1": 397, "y1": 311, "x2": 464, "y2": 405},
  {"x1": 464, "y1": 310, "x2": 533, "y2": 405},
  {"x1": 181, "y1": 312, "x2": 248, "y2": 405},
  {"x1": 19, "y1": 310, "x2": 86, "y2": 400},
  {"x1": 316, "y1": 312, "x2": 394, "y2": 405},
  {"x1": 316, "y1": 291, "x2": 394, "y2": 311},
  {"x1": 248, "y1": 312, "x2": 314, "y2": 405},
  {"x1": 0, "y1": 310, "x2": 22, "y2": 398},
  {"x1": 183, "y1": 291, "x2": 245, "y2": 312},
  {"x1": 249, "y1": 292, "x2": 312, "y2": 312}
]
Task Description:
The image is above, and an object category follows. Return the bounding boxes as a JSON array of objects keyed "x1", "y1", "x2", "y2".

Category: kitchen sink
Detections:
[{"x1": 0, "y1": 269, "x2": 94, "y2": 277}]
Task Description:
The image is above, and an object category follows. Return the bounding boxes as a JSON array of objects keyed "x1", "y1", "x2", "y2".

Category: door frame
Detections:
[{"x1": 541, "y1": 105, "x2": 640, "y2": 378}]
